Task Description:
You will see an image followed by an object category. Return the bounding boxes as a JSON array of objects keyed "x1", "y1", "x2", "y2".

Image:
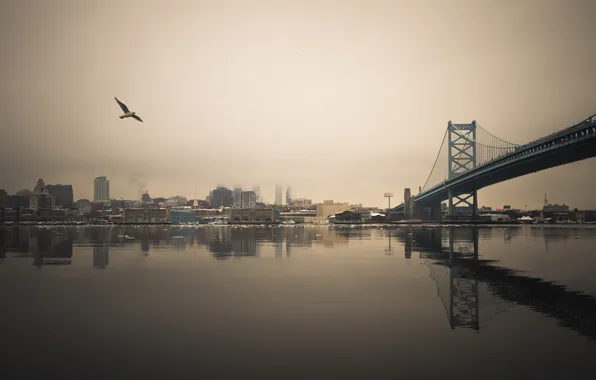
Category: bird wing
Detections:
[
  {"x1": 132, "y1": 114, "x2": 143, "y2": 122},
  {"x1": 114, "y1": 97, "x2": 130, "y2": 113}
]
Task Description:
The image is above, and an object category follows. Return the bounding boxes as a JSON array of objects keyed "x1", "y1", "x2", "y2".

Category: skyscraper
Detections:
[
  {"x1": 252, "y1": 185, "x2": 261, "y2": 202},
  {"x1": 210, "y1": 186, "x2": 233, "y2": 208},
  {"x1": 275, "y1": 184, "x2": 282, "y2": 205},
  {"x1": 241, "y1": 191, "x2": 257, "y2": 208},
  {"x1": 233, "y1": 186, "x2": 243, "y2": 208},
  {"x1": 286, "y1": 187, "x2": 292, "y2": 206},
  {"x1": 46, "y1": 184, "x2": 74, "y2": 208},
  {"x1": 94, "y1": 176, "x2": 110, "y2": 202}
]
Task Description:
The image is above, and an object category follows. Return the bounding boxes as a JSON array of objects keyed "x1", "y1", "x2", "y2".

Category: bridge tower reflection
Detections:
[
  {"x1": 406, "y1": 226, "x2": 596, "y2": 340},
  {"x1": 446, "y1": 227, "x2": 479, "y2": 330},
  {"x1": 404, "y1": 227, "x2": 485, "y2": 330}
]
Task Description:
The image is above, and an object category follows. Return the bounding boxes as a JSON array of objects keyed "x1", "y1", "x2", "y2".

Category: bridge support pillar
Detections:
[
  {"x1": 404, "y1": 188, "x2": 415, "y2": 219},
  {"x1": 414, "y1": 201, "x2": 443, "y2": 222},
  {"x1": 447, "y1": 190, "x2": 478, "y2": 217},
  {"x1": 430, "y1": 201, "x2": 443, "y2": 222}
]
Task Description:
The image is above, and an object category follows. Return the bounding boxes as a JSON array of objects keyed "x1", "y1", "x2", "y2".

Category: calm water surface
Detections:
[{"x1": 1, "y1": 225, "x2": 596, "y2": 379}]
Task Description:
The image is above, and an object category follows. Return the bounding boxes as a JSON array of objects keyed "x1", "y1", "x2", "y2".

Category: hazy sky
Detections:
[{"x1": 1, "y1": 0, "x2": 595, "y2": 208}]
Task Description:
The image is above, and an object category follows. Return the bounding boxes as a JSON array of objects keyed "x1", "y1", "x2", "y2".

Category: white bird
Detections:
[{"x1": 114, "y1": 97, "x2": 143, "y2": 122}]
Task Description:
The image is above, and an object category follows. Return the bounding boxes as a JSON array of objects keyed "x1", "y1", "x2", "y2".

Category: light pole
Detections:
[{"x1": 384, "y1": 193, "x2": 394, "y2": 212}]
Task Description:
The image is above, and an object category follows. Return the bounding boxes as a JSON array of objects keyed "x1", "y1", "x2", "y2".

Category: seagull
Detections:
[{"x1": 114, "y1": 97, "x2": 143, "y2": 122}]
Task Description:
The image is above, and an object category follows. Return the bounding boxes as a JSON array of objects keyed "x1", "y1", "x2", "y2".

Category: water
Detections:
[{"x1": 1, "y1": 224, "x2": 596, "y2": 379}]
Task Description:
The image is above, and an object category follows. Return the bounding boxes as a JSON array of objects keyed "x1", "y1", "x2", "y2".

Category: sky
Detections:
[{"x1": 1, "y1": 0, "x2": 595, "y2": 209}]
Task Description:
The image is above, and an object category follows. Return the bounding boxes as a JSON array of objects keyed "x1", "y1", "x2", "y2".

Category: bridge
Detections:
[{"x1": 390, "y1": 112, "x2": 596, "y2": 221}]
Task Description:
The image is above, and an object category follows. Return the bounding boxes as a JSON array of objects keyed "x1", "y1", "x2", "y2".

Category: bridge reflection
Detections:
[{"x1": 394, "y1": 226, "x2": 596, "y2": 341}]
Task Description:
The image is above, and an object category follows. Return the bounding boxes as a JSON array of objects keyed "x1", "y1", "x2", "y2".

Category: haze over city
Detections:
[{"x1": 2, "y1": 0, "x2": 595, "y2": 208}]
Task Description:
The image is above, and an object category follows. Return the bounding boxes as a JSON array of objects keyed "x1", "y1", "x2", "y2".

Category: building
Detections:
[
  {"x1": 241, "y1": 191, "x2": 257, "y2": 208},
  {"x1": 46, "y1": 184, "x2": 74, "y2": 209},
  {"x1": 123, "y1": 208, "x2": 170, "y2": 223},
  {"x1": 233, "y1": 186, "x2": 243, "y2": 208},
  {"x1": 292, "y1": 198, "x2": 312, "y2": 208},
  {"x1": 76, "y1": 199, "x2": 92, "y2": 216},
  {"x1": 331, "y1": 210, "x2": 363, "y2": 223},
  {"x1": 286, "y1": 187, "x2": 292, "y2": 206},
  {"x1": 141, "y1": 192, "x2": 151, "y2": 203},
  {"x1": 5, "y1": 195, "x2": 28, "y2": 208},
  {"x1": 543, "y1": 203, "x2": 570, "y2": 213},
  {"x1": 170, "y1": 208, "x2": 196, "y2": 223},
  {"x1": 275, "y1": 184, "x2": 282, "y2": 205},
  {"x1": 0, "y1": 189, "x2": 6, "y2": 207},
  {"x1": 164, "y1": 196, "x2": 188, "y2": 207},
  {"x1": 94, "y1": 176, "x2": 110, "y2": 202},
  {"x1": 196, "y1": 209, "x2": 221, "y2": 217},
  {"x1": 210, "y1": 186, "x2": 233, "y2": 208},
  {"x1": 279, "y1": 210, "x2": 317, "y2": 223},
  {"x1": 252, "y1": 185, "x2": 261, "y2": 202},
  {"x1": 229, "y1": 208, "x2": 278, "y2": 223},
  {"x1": 315, "y1": 200, "x2": 349, "y2": 218},
  {"x1": 29, "y1": 178, "x2": 54, "y2": 209}
]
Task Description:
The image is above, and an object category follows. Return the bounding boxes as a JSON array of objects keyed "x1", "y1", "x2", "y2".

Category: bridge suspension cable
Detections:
[
  {"x1": 474, "y1": 124, "x2": 519, "y2": 166},
  {"x1": 421, "y1": 128, "x2": 448, "y2": 191}
]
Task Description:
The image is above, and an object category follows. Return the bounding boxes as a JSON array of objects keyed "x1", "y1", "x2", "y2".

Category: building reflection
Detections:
[
  {"x1": 0, "y1": 228, "x2": 6, "y2": 260},
  {"x1": 398, "y1": 226, "x2": 596, "y2": 341},
  {"x1": 93, "y1": 245, "x2": 109, "y2": 269},
  {"x1": 29, "y1": 228, "x2": 73, "y2": 267}
]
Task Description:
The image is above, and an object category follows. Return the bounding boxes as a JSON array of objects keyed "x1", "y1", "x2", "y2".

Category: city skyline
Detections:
[
  {"x1": 1, "y1": 174, "x2": 579, "y2": 212},
  {"x1": 1, "y1": 1, "x2": 596, "y2": 209}
]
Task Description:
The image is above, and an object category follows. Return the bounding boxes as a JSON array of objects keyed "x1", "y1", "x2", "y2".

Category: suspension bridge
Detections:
[{"x1": 390, "y1": 112, "x2": 596, "y2": 221}]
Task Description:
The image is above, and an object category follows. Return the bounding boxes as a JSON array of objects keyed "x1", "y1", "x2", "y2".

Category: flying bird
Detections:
[{"x1": 114, "y1": 97, "x2": 143, "y2": 122}]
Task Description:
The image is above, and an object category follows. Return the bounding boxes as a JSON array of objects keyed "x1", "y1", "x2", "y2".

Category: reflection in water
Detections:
[
  {"x1": 1, "y1": 224, "x2": 596, "y2": 378},
  {"x1": 394, "y1": 226, "x2": 596, "y2": 341},
  {"x1": 93, "y1": 246, "x2": 109, "y2": 269},
  {"x1": 0, "y1": 228, "x2": 6, "y2": 260}
]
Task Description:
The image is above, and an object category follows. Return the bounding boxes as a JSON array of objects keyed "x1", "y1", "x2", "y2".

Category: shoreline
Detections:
[{"x1": 2, "y1": 221, "x2": 593, "y2": 227}]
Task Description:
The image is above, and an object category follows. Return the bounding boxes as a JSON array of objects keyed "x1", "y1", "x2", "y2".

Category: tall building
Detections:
[
  {"x1": 141, "y1": 192, "x2": 151, "y2": 203},
  {"x1": 241, "y1": 191, "x2": 257, "y2": 208},
  {"x1": 233, "y1": 186, "x2": 243, "y2": 208},
  {"x1": 275, "y1": 184, "x2": 282, "y2": 205},
  {"x1": 29, "y1": 178, "x2": 54, "y2": 209},
  {"x1": 94, "y1": 176, "x2": 110, "y2": 202},
  {"x1": 210, "y1": 186, "x2": 233, "y2": 208},
  {"x1": 286, "y1": 187, "x2": 292, "y2": 206},
  {"x1": 252, "y1": 185, "x2": 261, "y2": 202},
  {"x1": 46, "y1": 184, "x2": 74, "y2": 209}
]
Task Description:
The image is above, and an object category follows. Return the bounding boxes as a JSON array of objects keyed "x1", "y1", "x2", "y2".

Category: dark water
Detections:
[{"x1": 1, "y1": 224, "x2": 596, "y2": 379}]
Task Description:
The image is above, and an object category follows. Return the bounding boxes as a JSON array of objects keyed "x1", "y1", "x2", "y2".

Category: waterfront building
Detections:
[{"x1": 315, "y1": 200, "x2": 349, "y2": 218}]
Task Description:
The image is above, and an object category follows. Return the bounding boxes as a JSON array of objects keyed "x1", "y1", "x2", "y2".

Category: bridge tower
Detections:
[{"x1": 447, "y1": 121, "x2": 478, "y2": 217}]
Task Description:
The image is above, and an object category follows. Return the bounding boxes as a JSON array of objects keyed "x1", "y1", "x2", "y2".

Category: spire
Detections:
[{"x1": 544, "y1": 193, "x2": 548, "y2": 207}]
